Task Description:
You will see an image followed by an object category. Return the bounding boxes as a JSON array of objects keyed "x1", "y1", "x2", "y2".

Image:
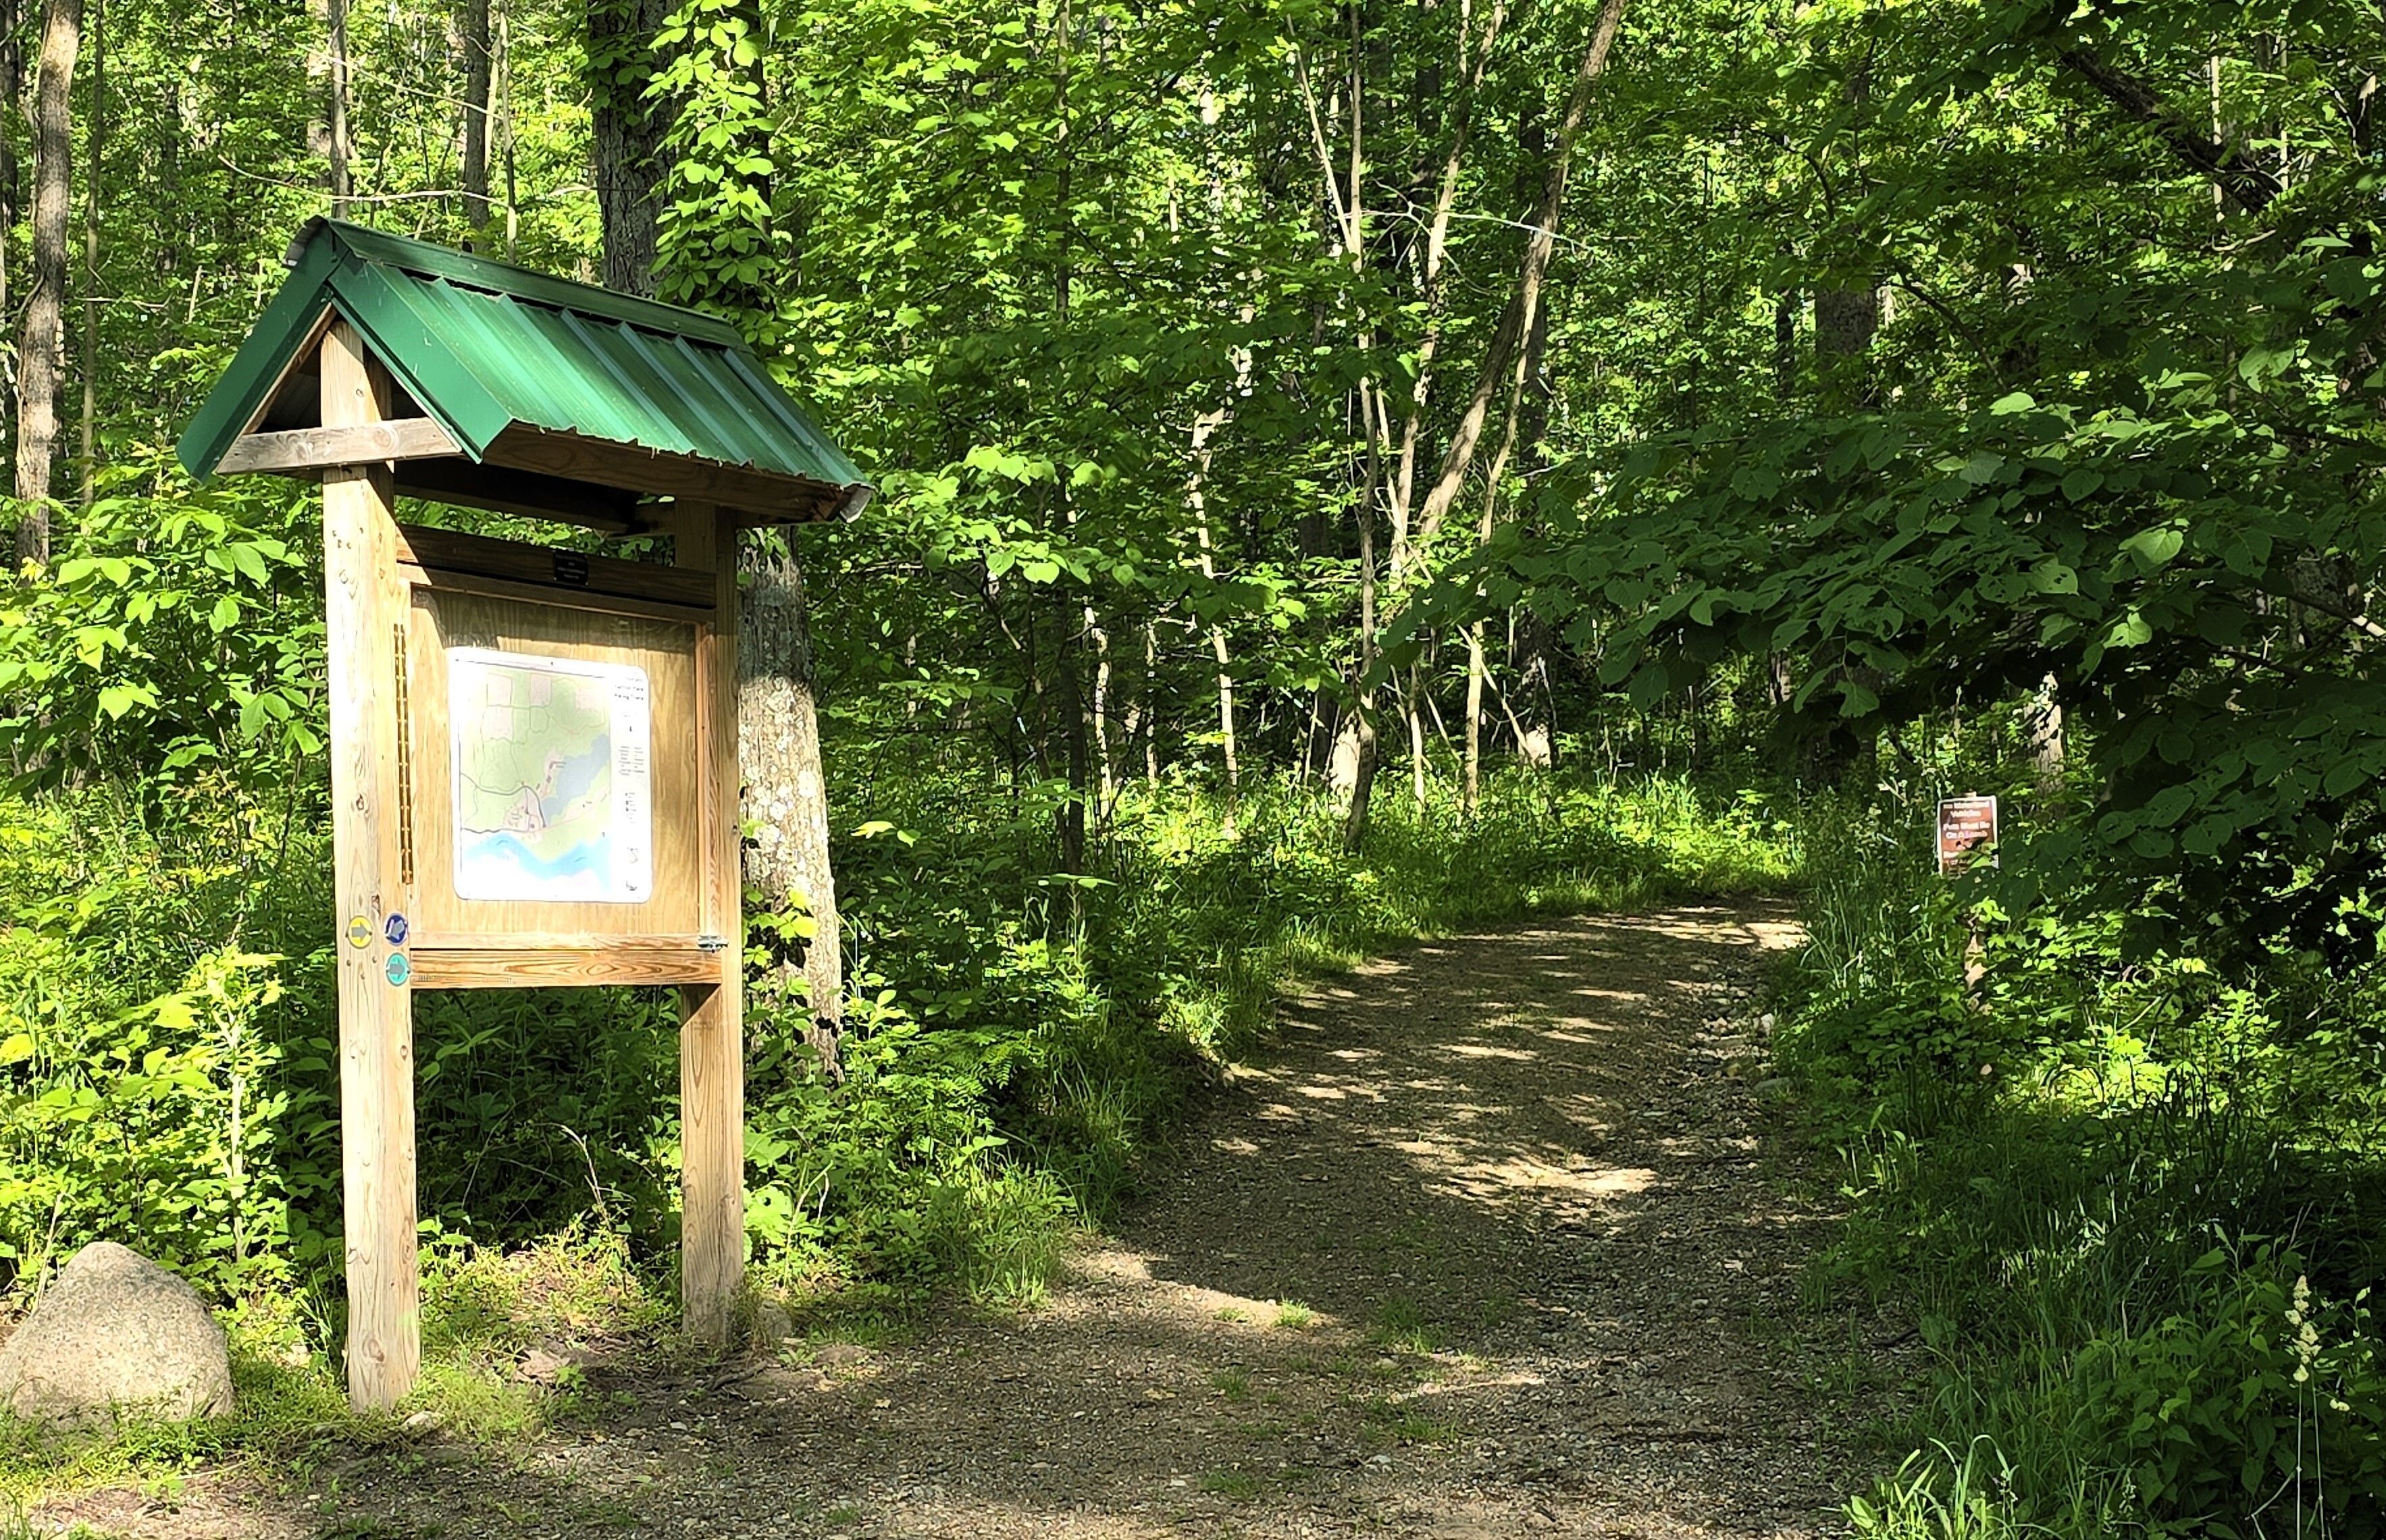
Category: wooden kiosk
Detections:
[{"x1": 176, "y1": 221, "x2": 871, "y2": 1409}]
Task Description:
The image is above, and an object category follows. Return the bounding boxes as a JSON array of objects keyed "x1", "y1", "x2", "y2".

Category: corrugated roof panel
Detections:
[{"x1": 178, "y1": 218, "x2": 872, "y2": 514}]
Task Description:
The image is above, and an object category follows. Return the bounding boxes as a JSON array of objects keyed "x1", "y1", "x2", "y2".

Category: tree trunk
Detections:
[
  {"x1": 1814, "y1": 285, "x2": 1879, "y2": 406},
  {"x1": 73, "y1": 0, "x2": 96, "y2": 505},
  {"x1": 460, "y1": 0, "x2": 492, "y2": 225},
  {"x1": 590, "y1": 0, "x2": 672, "y2": 295},
  {"x1": 1461, "y1": 279, "x2": 1536, "y2": 815},
  {"x1": 738, "y1": 533, "x2": 845, "y2": 1084},
  {"x1": 11, "y1": 0, "x2": 77, "y2": 558},
  {"x1": 1342, "y1": 382, "x2": 1385, "y2": 853},
  {"x1": 1411, "y1": 0, "x2": 1628, "y2": 548},
  {"x1": 1087, "y1": 602, "x2": 1114, "y2": 813},
  {"x1": 2029, "y1": 672, "x2": 2065, "y2": 800},
  {"x1": 1187, "y1": 407, "x2": 1239, "y2": 813},
  {"x1": 1, "y1": 0, "x2": 20, "y2": 462},
  {"x1": 327, "y1": 0, "x2": 350, "y2": 215},
  {"x1": 1055, "y1": 598, "x2": 1089, "y2": 922},
  {"x1": 496, "y1": 0, "x2": 517, "y2": 256}
]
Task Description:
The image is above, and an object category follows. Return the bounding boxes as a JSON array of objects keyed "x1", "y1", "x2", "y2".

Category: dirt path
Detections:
[{"x1": 50, "y1": 901, "x2": 1865, "y2": 1540}]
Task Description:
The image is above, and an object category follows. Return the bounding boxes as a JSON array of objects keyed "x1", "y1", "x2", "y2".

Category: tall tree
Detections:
[
  {"x1": 10, "y1": 0, "x2": 78, "y2": 560},
  {"x1": 327, "y1": 0, "x2": 350, "y2": 215},
  {"x1": 633, "y1": 0, "x2": 850, "y2": 1075},
  {"x1": 588, "y1": 0, "x2": 671, "y2": 295},
  {"x1": 740, "y1": 533, "x2": 846, "y2": 1083},
  {"x1": 0, "y1": 0, "x2": 20, "y2": 426},
  {"x1": 73, "y1": 0, "x2": 97, "y2": 503},
  {"x1": 459, "y1": 0, "x2": 492, "y2": 225},
  {"x1": 1347, "y1": 0, "x2": 1630, "y2": 842}
]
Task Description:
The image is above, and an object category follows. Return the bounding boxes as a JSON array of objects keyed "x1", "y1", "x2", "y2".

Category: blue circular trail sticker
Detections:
[
  {"x1": 384, "y1": 952, "x2": 411, "y2": 986},
  {"x1": 384, "y1": 913, "x2": 410, "y2": 947},
  {"x1": 346, "y1": 914, "x2": 372, "y2": 949}
]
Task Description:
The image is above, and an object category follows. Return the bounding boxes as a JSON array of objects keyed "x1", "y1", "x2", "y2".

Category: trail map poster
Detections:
[{"x1": 448, "y1": 648, "x2": 654, "y2": 903}]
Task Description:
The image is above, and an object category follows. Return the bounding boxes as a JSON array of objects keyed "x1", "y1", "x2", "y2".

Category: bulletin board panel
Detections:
[{"x1": 397, "y1": 576, "x2": 722, "y2": 988}]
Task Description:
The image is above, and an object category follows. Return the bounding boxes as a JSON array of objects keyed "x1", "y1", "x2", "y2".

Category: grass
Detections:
[
  {"x1": 1367, "y1": 1297, "x2": 1438, "y2": 1356},
  {"x1": 1358, "y1": 1394, "x2": 1461, "y2": 1446},
  {"x1": 0, "y1": 1229, "x2": 665, "y2": 1506},
  {"x1": 1270, "y1": 1300, "x2": 1318, "y2": 1331},
  {"x1": 1200, "y1": 1469, "x2": 1262, "y2": 1497},
  {"x1": 1778, "y1": 794, "x2": 2386, "y2": 1537}
]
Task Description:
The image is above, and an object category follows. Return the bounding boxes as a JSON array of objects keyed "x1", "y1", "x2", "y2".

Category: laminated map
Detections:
[{"x1": 448, "y1": 648, "x2": 653, "y2": 903}]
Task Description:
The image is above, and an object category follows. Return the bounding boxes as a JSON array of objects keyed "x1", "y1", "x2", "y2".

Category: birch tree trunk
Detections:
[{"x1": 11, "y1": 0, "x2": 77, "y2": 558}]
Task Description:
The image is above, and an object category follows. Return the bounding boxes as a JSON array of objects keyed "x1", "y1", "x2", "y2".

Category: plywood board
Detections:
[{"x1": 403, "y1": 585, "x2": 707, "y2": 947}]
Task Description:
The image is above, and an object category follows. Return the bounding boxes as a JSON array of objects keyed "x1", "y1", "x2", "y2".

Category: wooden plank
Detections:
[
  {"x1": 674, "y1": 504, "x2": 744, "y2": 1348},
  {"x1": 408, "y1": 944, "x2": 726, "y2": 990},
  {"x1": 398, "y1": 563, "x2": 712, "y2": 626},
  {"x1": 394, "y1": 522, "x2": 715, "y2": 610},
  {"x1": 218, "y1": 416, "x2": 459, "y2": 473},
  {"x1": 484, "y1": 424, "x2": 846, "y2": 525},
  {"x1": 321, "y1": 321, "x2": 422, "y2": 1413},
  {"x1": 404, "y1": 588, "x2": 707, "y2": 943},
  {"x1": 393, "y1": 455, "x2": 643, "y2": 531},
  {"x1": 409, "y1": 930, "x2": 717, "y2": 951}
]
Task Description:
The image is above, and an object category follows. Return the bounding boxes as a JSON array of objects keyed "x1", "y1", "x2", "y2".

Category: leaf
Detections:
[
  {"x1": 2030, "y1": 559, "x2": 2080, "y2": 595},
  {"x1": 2122, "y1": 527, "x2": 2184, "y2": 573}
]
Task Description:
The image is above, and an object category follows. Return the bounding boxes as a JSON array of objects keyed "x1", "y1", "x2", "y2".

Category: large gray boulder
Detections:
[{"x1": 0, "y1": 1242, "x2": 233, "y2": 1429}]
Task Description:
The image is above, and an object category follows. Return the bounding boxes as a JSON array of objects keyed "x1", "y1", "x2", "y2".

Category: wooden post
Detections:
[
  {"x1": 321, "y1": 321, "x2": 421, "y2": 1410},
  {"x1": 674, "y1": 503, "x2": 744, "y2": 1346}
]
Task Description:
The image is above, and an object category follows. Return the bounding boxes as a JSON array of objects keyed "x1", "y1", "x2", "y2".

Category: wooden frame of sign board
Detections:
[{"x1": 315, "y1": 323, "x2": 746, "y2": 1409}]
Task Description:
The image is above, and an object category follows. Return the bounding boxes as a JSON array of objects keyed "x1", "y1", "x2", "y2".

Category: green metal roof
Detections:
[{"x1": 178, "y1": 219, "x2": 868, "y2": 512}]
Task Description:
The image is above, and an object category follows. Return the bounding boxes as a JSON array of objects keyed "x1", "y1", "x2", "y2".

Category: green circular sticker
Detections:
[
  {"x1": 384, "y1": 952, "x2": 411, "y2": 987},
  {"x1": 346, "y1": 915, "x2": 373, "y2": 949}
]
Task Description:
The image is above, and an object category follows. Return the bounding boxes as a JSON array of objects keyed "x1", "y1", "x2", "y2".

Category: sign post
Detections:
[
  {"x1": 1936, "y1": 795, "x2": 1999, "y2": 876},
  {"x1": 178, "y1": 221, "x2": 873, "y2": 1408},
  {"x1": 1936, "y1": 794, "x2": 1999, "y2": 994}
]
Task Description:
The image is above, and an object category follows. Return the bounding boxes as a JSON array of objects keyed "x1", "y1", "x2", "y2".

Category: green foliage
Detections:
[
  {"x1": 1782, "y1": 760, "x2": 2386, "y2": 1537},
  {"x1": 1, "y1": 463, "x2": 323, "y2": 791}
]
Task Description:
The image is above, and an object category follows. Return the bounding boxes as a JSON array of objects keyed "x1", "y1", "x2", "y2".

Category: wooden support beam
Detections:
[
  {"x1": 485, "y1": 424, "x2": 846, "y2": 526},
  {"x1": 673, "y1": 504, "x2": 744, "y2": 1348},
  {"x1": 407, "y1": 942, "x2": 725, "y2": 990},
  {"x1": 321, "y1": 322, "x2": 422, "y2": 1412},
  {"x1": 217, "y1": 415, "x2": 458, "y2": 473},
  {"x1": 392, "y1": 522, "x2": 714, "y2": 610},
  {"x1": 392, "y1": 455, "x2": 644, "y2": 531}
]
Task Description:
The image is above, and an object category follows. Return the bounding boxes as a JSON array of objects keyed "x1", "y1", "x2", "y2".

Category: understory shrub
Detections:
[{"x1": 1787, "y1": 785, "x2": 2386, "y2": 1538}]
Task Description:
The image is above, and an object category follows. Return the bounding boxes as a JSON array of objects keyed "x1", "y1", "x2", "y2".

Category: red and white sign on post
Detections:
[{"x1": 1937, "y1": 795, "x2": 2000, "y2": 875}]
